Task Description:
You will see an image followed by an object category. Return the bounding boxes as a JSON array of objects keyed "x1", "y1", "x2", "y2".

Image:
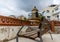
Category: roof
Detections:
[
  {"x1": 42, "y1": 4, "x2": 58, "y2": 11},
  {"x1": 49, "y1": 5, "x2": 57, "y2": 7},
  {"x1": 32, "y1": 6, "x2": 38, "y2": 11}
]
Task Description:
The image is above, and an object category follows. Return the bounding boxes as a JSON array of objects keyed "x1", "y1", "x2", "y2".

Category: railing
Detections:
[
  {"x1": 16, "y1": 26, "x2": 24, "y2": 42},
  {"x1": 15, "y1": 17, "x2": 53, "y2": 42},
  {"x1": 38, "y1": 17, "x2": 53, "y2": 42},
  {"x1": 16, "y1": 26, "x2": 41, "y2": 42}
]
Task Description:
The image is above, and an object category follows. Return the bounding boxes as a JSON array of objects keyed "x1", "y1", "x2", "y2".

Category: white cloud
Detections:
[
  {"x1": 39, "y1": 0, "x2": 52, "y2": 10},
  {"x1": 53, "y1": 0, "x2": 60, "y2": 4},
  {"x1": 0, "y1": 0, "x2": 29, "y2": 18},
  {"x1": 0, "y1": 0, "x2": 60, "y2": 18}
]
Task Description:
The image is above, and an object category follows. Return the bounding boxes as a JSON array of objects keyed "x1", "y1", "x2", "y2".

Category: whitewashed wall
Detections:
[
  {"x1": 0, "y1": 26, "x2": 22, "y2": 40},
  {"x1": 42, "y1": 5, "x2": 60, "y2": 21}
]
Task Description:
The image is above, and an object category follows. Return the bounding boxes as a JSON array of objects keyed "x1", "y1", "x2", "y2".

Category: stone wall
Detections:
[
  {"x1": 0, "y1": 26, "x2": 22, "y2": 40},
  {"x1": 55, "y1": 26, "x2": 60, "y2": 34},
  {"x1": 0, "y1": 26, "x2": 38, "y2": 41},
  {"x1": 0, "y1": 15, "x2": 39, "y2": 26}
]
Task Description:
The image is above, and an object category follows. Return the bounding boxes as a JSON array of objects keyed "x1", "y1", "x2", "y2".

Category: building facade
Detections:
[
  {"x1": 0, "y1": 15, "x2": 31, "y2": 40},
  {"x1": 41, "y1": 4, "x2": 60, "y2": 33},
  {"x1": 42, "y1": 5, "x2": 60, "y2": 21},
  {"x1": 0, "y1": 14, "x2": 40, "y2": 41}
]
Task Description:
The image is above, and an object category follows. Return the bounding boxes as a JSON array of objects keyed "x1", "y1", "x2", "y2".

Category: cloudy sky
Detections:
[{"x1": 0, "y1": 0, "x2": 60, "y2": 17}]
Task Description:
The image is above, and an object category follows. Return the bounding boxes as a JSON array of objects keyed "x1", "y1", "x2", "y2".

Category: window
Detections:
[
  {"x1": 52, "y1": 10, "x2": 54, "y2": 12},
  {"x1": 55, "y1": 8, "x2": 58, "y2": 11},
  {"x1": 14, "y1": 22, "x2": 15, "y2": 23},
  {"x1": 56, "y1": 15, "x2": 59, "y2": 21},
  {"x1": 36, "y1": 12, "x2": 38, "y2": 17},
  {"x1": 49, "y1": 5, "x2": 56, "y2": 7},
  {"x1": 10, "y1": 22, "x2": 12, "y2": 23},
  {"x1": 46, "y1": 10, "x2": 49, "y2": 13},
  {"x1": 47, "y1": 16, "x2": 50, "y2": 18},
  {"x1": 57, "y1": 15, "x2": 59, "y2": 18},
  {"x1": 47, "y1": 16, "x2": 50, "y2": 20},
  {"x1": 6, "y1": 20, "x2": 9, "y2": 23},
  {"x1": 1, "y1": 19, "x2": 5, "y2": 23},
  {"x1": 42, "y1": 11, "x2": 45, "y2": 14}
]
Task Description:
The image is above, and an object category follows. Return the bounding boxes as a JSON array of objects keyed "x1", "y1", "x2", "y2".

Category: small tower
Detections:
[
  {"x1": 32, "y1": 6, "x2": 39, "y2": 18},
  {"x1": 28, "y1": 6, "x2": 40, "y2": 26}
]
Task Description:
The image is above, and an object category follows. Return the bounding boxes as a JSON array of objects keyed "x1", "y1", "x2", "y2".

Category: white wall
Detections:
[
  {"x1": 42, "y1": 34, "x2": 60, "y2": 42},
  {"x1": 42, "y1": 5, "x2": 60, "y2": 21},
  {"x1": 0, "y1": 26, "x2": 22, "y2": 40},
  {"x1": 0, "y1": 26, "x2": 38, "y2": 41}
]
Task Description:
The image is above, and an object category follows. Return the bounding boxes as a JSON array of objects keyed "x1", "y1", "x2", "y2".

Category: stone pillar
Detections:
[{"x1": 51, "y1": 21, "x2": 55, "y2": 32}]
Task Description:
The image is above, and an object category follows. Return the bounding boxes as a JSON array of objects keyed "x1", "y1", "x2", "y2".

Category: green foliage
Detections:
[
  {"x1": 24, "y1": 17, "x2": 26, "y2": 20},
  {"x1": 24, "y1": 17, "x2": 28, "y2": 21},
  {"x1": 39, "y1": 15, "x2": 43, "y2": 21}
]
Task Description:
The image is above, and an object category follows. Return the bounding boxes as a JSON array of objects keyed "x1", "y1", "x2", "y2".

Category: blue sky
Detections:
[{"x1": 0, "y1": 0, "x2": 60, "y2": 17}]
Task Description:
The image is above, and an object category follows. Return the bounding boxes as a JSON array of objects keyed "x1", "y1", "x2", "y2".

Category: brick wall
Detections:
[
  {"x1": 50, "y1": 21, "x2": 60, "y2": 32},
  {"x1": 0, "y1": 16, "x2": 40, "y2": 26}
]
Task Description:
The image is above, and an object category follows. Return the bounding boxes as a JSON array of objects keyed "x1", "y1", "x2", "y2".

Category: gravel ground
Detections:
[
  {"x1": 42, "y1": 34, "x2": 60, "y2": 42},
  {"x1": 8, "y1": 34, "x2": 60, "y2": 42},
  {"x1": 8, "y1": 37, "x2": 36, "y2": 42},
  {"x1": 1, "y1": 34, "x2": 60, "y2": 42}
]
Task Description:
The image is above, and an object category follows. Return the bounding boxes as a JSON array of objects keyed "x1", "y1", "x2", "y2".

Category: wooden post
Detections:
[{"x1": 51, "y1": 21, "x2": 55, "y2": 32}]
